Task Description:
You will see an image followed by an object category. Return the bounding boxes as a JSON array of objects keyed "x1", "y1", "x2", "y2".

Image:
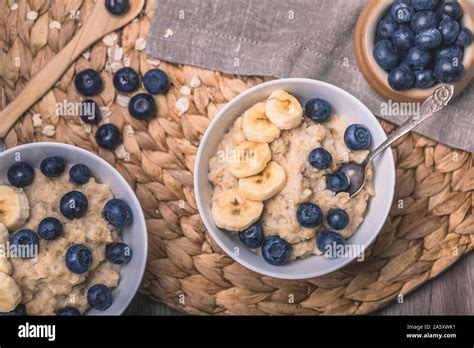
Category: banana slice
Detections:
[
  {"x1": 0, "y1": 224, "x2": 12, "y2": 276},
  {"x1": 0, "y1": 272, "x2": 21, "y2": 312},
  {"x1": 238, "y1": 161, "x2": 287, "y2": 201},
  {"x1": 0, "y1": 186, "x2": 30, "y2": 232},
  {"x1": 211, "y1": 188, "x2": 263, "y2": 231},
  {"x1": 265, "y1": 90, "x2": 303, "y2": 130},
  {"x1": 228, "y1": 141, "x2": 271, "y2": 178},
  {"x1": 242, "y1": 102, "x2": 281, "y2": 143}
]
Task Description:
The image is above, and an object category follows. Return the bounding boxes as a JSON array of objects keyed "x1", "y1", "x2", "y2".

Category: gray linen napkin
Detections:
[{"x1": 146, "y1": 0, "x2": 474, "y2": 153}]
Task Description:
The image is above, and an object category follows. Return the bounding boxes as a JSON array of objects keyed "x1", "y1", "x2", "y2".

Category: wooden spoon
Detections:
[{"x1": 0, "y1": 0, "x2": 145, "y2": 139}]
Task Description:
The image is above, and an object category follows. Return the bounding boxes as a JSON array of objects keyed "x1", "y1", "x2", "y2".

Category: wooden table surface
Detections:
[{"x1": 125, "y1": 252, "x2": 473, "y2": 315}]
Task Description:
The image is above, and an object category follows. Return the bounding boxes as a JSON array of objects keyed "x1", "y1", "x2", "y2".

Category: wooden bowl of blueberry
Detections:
[{"x1": 354, "y1": 0, "x2": 474, "y2": 102}]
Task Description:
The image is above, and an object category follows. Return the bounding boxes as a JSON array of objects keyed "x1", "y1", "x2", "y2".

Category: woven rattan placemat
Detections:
[{"x1": 1, "y1": 0, "x2": 472, "y2": 315}]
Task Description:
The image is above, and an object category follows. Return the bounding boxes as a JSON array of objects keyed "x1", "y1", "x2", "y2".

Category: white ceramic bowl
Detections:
[
  {"x1": 195, "y1": 78, "x2": 396, "y2": 280},
  {"x1": 0, "y1": 142, "x2": 148, "y2": 315}
]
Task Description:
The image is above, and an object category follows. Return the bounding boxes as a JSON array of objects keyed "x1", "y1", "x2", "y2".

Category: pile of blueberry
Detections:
[
  {"x1": 373, "y1": 0, "x2": 472, "y2": 90},
  {"x1": 74, "y1": 65, "x2": 169, "y2": 151},
  {"x1": 5, "y1": 157, "x2": 134, "y2": 315},
  {"x1": 236, "y1": 98, "x2": 372, "y2": 266}
]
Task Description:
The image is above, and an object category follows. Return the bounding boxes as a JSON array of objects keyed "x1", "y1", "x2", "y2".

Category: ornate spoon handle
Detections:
[{"x1": 364, "y1": 84, "x2": 455, "y2": 165}]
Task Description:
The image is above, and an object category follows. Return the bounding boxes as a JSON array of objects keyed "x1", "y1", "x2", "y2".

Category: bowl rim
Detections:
[
  {"x1": 194, "y1": 78, "x2": 396, "y2": 280},
  {"x1": 0, "y1": 142, "x2": 148, "y2": 315}
]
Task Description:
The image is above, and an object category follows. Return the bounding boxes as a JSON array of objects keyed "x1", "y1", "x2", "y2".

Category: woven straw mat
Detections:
[{"x1": 0, "y1": 0, "x2": 473, "y2": 315}]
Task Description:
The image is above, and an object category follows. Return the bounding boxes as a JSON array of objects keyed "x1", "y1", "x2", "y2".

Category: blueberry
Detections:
[
  {"x1": 60, "y1": 191, "x2": 88, "y2": 220},
  {"x1": 40, "y1": 156, "x2": 66, "y2": 177},
  {"x1": 416, "y1": 28, "x2": 442, "y2": 50},
  {"x1": 65, "y1": 244, "x2": 93, "y2": 274},
  {"x1": 438, "y1": 19, "x2": 460, "y2": 45},
  {"x1": 38, "y1": 217, "x2": 63, "y2": 240},
  {"x1": 261, "y1": 236, "x2": 291, "y2": 266},
  {"x1": 304, "y1": 98, "x2": 332, "y2": 123},
  {"x1": 316, "y1": 231, "x2": 347, "y2": 257},
  {"x1": 69, "y1": 164, "x2": 92, "y2": 185},
  {"x1": 435, "y1": 45, "x2": 463, "y2": 61},
  {"x1": 87, "y1": 284, "x2": 113, "y2": 311},
  {"x1": 405, "y1": 47, "x2": 432, "y2": 70},
  {"x1": 106, "y1": 242, "x2": 133, "y2": 264},
  {"x1": 102, "y1": 199, "x2": 133, "y2": 228},
  {"x1": 411, "y1": 0, "x2": 439, "y2": 10},
  {"x1": 414, "y1": 69, "x2": 437, "y2": 88},
  {"x1": 79, "y1": 99, "x2": 101, "y2": 125},
  {"x1": 388, "y1": 64, "x2": 416, "y2": 90},
  {"x1": 410, "y1": 11, "x2": 438, "y2": 33},
  {"x1": 392, "y1": 26, "x2": 415, "y2": 50},
  {"x1": 439, "y1": 1, "x2": 464, "y2": 20},
  {"x1": 113, "y1": 67, "x2": 140, "y2": 93},
  {"x1": 308, "y1": 148, "x2": 333, "y2": 169},
  {"x1": 327, "y1": 172, "x2": 350, "y2": 193},
  {"x1": 455, "y1": 27, "x2": 473, "y2": 47},
  {"x1": 105, "y1": 0, "x2": 130, "y2": 16},
  {"x1": 373, "y1": 40, "x2": 400, "y2": 70},
  {"x1": 74, "y1": 69, "x2": 103, "y2": 97},
  {"x1": 10, "y1": 230, "x2": 39, "y2": 259},
  {"x1": 390, "y1": 2, "x2": 415, "y2": 23},
  {"x1": 238, "y1": 223, "x2": 264, "y2": 249},
  {"x1": 57, "y1": 307, "x2": 81, "y2": 316},
  {"x1": 434, "y1": 57, "x2": 465, "y2": 83},
  {"x1": 95, "y1": 124, "x2": 121, "y2": 150},
  {"x1": 376, "y1": 18, "x2": 399, "y2": 39},
  {"x1": 0, "y1": 304, "x2": 27, "y2": 316},
  {"x1": 296, "y1": 202, "x2": 323, "y2": 228},
  {"x1": 7, "y1": 162, "x2": 35, "y2": 188},
  {"x1": 128, "y1": 93, "x2": 157, "y2": 120},
  {"x1": 344, "y1": 124, "x2": 372, "y2": 150},
  {"x1": 143, "y1": 69, "x2": 170, "y2": 95},
  {"x1": 327, "y1": 208, "x2": 350, "y2": 230}
]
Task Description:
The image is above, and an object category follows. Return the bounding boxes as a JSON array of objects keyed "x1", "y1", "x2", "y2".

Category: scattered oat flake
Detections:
[
  {"x1": 116, "y1": 94, "x2": 130, "y2": 107},
  {"x1": 32, "y1": 114, "x2": 43, "y2": 127},
  {"x1": 176, "y1": 97, "x2": 190, "y2": 115},
  {"x1": 82, "y1": 50, "x2": 91, "y2": 60},
  {"x1": 164, "y1": 28, "x2": 174, "y2": 38},
  {"x1": 26, "y1": 11, "x2": 38, "y2": 21},
  {"x1": 10, "y1": 3, "x2": 18, "y2": 11},
  {"x1": 147, "y1": 58, "x2": 161, "y2": 66},
  {"x1": 103, "y1": 33, "x2": 117, "y2": 46},
  {"x1": 115, "y1": 145, "x2": 129, "y2": 161},
  {"x1": 135, "y1": 38, "x2": 147, "y2": 51},
  {"x1": 190, "y1": 76, "x2": 201, "y2": 88},
  {"x1": 49, "y1": 21, "x2": 61, "y2": 30},
  {"x1": 42, "y1": 125, "x2": 56, "y2": 137},
  {"x1": 110, "y1": 61, "x2": 124, "y2": 73},
  {"x1": 113, "y1": 46, "x2": 124, "y2": 62},
  {"x1": 180, "y1": 85, "x2": 192, "y2": 96}
]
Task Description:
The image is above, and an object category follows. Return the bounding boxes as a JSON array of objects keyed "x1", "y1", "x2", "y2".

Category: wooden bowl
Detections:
[{"x1": 354, "y1": 0, "x2": 474, "y2": 102}]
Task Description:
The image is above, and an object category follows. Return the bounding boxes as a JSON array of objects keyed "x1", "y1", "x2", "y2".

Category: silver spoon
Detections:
[{"x1": 340, "y1": 84, "x2": 455, "y2": 197}]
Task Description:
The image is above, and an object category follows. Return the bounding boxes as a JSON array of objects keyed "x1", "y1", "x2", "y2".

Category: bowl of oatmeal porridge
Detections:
[
  {"x1": 195, "y1": 78, "x2": 395, "y2": 280},
  {"x1": 0, "y1": 143, "x2": 147, "y2": 315}
]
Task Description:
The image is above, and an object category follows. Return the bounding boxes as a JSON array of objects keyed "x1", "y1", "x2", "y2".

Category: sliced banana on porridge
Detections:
[
  {"x1": 242, "y1": 102, "x2": 281, "y2": 143},
  {"x1": 0, "y1": 186, "x2": 30, "y2": 231},
  {"x1": 238, "y1": 161, "x2": 287, "y2": 201},
  {"x1": 211, "y1": 188, "x2": 263, "y2": 231},
  {"x1": 0, "y1": 272, "x2": 22, "y2": 312},
  {"x1": 0, "y1": 224, "x2": 12, "y2": 275},
  {"x1": 265, "y1": 90, "x2": 303, "y2": 130},
  {"x1": 228, "y1": 141, "x2": 272, "y2": 178}
]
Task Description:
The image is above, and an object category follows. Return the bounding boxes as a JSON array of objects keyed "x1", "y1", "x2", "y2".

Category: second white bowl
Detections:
[{"x1": 195, "y1": 78, "x2": 396, "y2": 280}]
